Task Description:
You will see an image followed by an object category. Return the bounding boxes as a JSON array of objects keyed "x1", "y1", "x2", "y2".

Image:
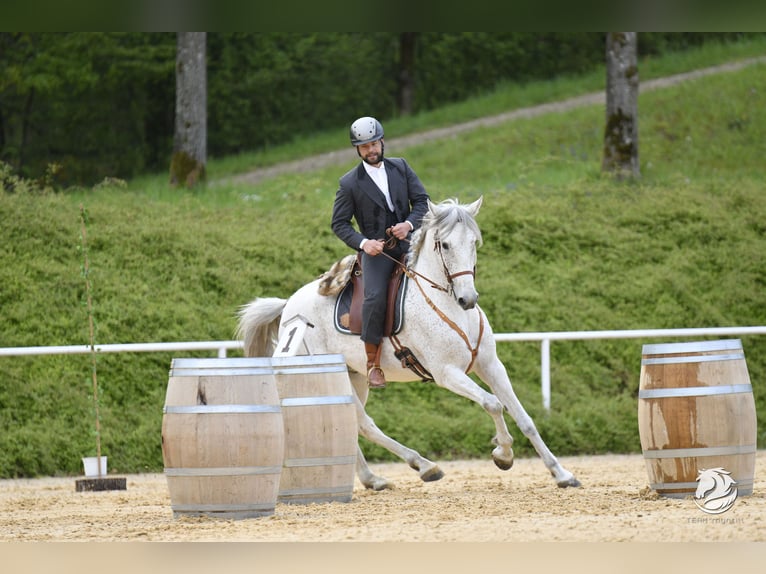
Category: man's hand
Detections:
[
  {"x1": 388, "y1": 222, "x2": 411, "y2": 240},
  {"x1": 362, "y1": 239, "x2": 385, "y2": 256}
]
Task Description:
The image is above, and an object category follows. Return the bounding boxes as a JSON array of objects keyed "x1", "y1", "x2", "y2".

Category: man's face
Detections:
[{"x1": 357, "y1": 139, "x2": 384, "y2": 166}]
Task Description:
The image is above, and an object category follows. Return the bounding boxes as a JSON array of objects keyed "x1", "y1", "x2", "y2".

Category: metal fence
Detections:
[{"x1": 2, "y1": 325, "x2": 765, "y2": 411}]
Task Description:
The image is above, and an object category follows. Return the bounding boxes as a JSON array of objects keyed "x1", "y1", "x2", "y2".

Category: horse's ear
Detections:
[
  {"x1": 427, "y1": 199, "x2": 439, "y2": 216},
  {"x1": 466, "y1": 196, "x2": 483, "y2": 217}
]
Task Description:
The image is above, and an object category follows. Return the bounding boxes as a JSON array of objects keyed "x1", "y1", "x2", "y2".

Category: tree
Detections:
[
  {"x1": 170, "y1": 32, "x2": 206, "y2": 187},
  {"x1": 602, "y1": 32, "x2": 640, "y2": 179}
]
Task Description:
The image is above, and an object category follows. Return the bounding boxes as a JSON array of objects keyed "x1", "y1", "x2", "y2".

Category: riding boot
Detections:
[{"x1": 364, "y1": 342, "x2": 387, "y2": 389}]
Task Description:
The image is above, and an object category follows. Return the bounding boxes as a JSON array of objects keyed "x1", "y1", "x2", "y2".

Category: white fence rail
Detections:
[
  {"x1": 495, "y1": 326, "x2": 766, "y2": 410},
  {"x1": 2, "y1": 326, "x2": 765, "y2": 411},
  {"x1": 0, "y1": 340, "x2": 242, "y2": 359}
]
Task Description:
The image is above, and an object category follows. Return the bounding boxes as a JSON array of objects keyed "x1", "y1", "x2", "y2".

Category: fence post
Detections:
[{"x1": 541, "y1": 338, "x2": 551, "y2": 411}]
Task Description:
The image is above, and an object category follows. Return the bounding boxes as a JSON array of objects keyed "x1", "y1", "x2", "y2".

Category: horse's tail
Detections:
[{"x1": 235, "y1": 297, "x2": 287, "y2": 357}]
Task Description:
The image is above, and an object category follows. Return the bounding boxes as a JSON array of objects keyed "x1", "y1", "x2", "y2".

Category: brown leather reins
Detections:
[{"x1": 379, "y1": 233, "x2": 484, "y2": 375}]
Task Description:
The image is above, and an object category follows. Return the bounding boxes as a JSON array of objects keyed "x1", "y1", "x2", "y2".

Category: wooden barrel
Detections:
[
  {"x1": 272, "y1": 354, "x2": 358, "y2": 504},
  {"x1": 161, "y1": 357, "x2": 285, "y2": 519},
  {"x1": 638, "y1": 339, "x2": 756, "y2": 498}
]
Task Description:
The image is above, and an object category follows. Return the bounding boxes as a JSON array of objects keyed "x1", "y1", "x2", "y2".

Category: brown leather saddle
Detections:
[
  {"x1": 332, "y1": 252, "x2": 434, "y2": 382},
  {"x1": 333, "y1": 252, "x2": 407, "y2": 336}
]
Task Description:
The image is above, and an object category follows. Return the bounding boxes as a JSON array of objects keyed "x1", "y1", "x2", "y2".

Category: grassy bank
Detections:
[{"x1": 1, "y1": 41, "x2": 765, "y2": 477}]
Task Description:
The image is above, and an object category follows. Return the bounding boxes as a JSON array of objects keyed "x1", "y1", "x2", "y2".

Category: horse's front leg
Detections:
[
  {"x1": 348, "y1": 371, "x2": 444, "y2": 488},
  {"x1": 474, "y1": 356, "x2": 581, "y2": 488},
  {"x1": 435, "y1": 365, "x2": 516, "y2": 471}
]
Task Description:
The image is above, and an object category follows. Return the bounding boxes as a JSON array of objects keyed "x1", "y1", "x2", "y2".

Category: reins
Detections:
[
  {"x1": 381, "y1": 235, "x2": 449, "y2": 293},
  {"x1": 382, "y1": 233, "x2": 475, "y2": 293},
  {"x1": 379, "y1": 233, "x2": 484, "y2": 374}
]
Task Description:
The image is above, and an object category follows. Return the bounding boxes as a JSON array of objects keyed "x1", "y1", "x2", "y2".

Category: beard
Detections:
[{"x1": 360, "y1": 142, "x2": 385, "y2": 166}]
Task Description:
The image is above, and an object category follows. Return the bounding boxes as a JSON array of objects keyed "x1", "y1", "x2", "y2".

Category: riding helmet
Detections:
[{"x1": 349, "y1": 116, "x2": 384, "y2": 146}]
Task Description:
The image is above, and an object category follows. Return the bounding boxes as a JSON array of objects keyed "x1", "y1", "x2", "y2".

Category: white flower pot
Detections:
[{"x1": 82, "y1": 456, "x2": 108, "y2": 477}]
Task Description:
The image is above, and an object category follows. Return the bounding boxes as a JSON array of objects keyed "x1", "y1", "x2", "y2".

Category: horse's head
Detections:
[{"x1": 409, "y1": 197, "x2": 483, "y2": 310}]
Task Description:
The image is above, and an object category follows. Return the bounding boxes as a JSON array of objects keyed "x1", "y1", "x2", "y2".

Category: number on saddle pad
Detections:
[{"x1": 273, "y1": 314, "x2": 313, "y2": 357}]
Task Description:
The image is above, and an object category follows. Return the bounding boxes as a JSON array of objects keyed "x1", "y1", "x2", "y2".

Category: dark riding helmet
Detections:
[{"x1": 349, "y1": 116, "x2": 384, "y2": 146}]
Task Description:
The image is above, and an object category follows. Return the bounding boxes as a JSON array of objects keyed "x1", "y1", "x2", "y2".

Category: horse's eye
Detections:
[{"x1": 441, "y1": 242, "x2": 450, "y2": 251}]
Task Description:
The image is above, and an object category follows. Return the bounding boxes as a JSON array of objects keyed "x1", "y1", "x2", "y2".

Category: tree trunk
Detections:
[
  {"x1": 170, "y1": 32, "x2": 207, "y2": 187},
  {"x1": 602, "y1": 32, "x2": 639, "y2": 179},
  {"x1": 397, "y1": 32, "x2": 417, "y2": 116},
  {"x1": 18, "y1": 88, "x2": 35, "y2": 174}
]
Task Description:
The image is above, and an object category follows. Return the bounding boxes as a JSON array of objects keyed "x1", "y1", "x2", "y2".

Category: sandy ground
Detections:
[{"x1": 1, "y1": 452, "x2": 765, "y2": 543}]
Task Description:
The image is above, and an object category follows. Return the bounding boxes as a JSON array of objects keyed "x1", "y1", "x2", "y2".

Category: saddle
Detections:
[
  {"x1": 333, "y1": 252, "x2": 407, "y2": 337},
  {"x1": 329, "y1": 252, "x2": 434, "y2": 382}
]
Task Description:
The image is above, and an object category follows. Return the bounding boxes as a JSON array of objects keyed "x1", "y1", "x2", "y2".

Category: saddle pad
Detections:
[{"x1": 333, "y1": 273, "x2": 408, "y2": 336}]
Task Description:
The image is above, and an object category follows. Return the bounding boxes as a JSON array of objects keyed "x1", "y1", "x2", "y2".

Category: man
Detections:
[{"x1": 331, "y1": 116, "x2": 430, "y2": 388}]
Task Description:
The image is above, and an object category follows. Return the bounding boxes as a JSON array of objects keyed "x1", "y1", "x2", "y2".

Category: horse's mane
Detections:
[{"x1": 407, "y1": 198, "x2": 483, "y2": 266}]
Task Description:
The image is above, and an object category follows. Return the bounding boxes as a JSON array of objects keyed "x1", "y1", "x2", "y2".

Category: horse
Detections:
[{"x1": 236, "y1": 197, "x2": 580, "y2": 491}]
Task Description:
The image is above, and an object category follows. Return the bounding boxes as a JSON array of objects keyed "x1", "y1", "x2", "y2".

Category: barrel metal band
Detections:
[
  {"x1": 641, "y1": 340, "x2": 742, "y2": 355},
  {"x1": 163, "y1": 404, "x2": 281, "y2": 414},
  {"x1": 165, "y1": 465, "x2": 282, "y2": 477},
  {"x1": 641, "y1": 352, "x2": 745, "y2": 365},
  {"x1": 170, "y1": 368, "x2": 274, "y2": 376},
  {"x1": 283, "y1": 455, "x2": 357, "y2": 468},
  {"x1": 642, "y1": 444, "x2": 757, "y2": 459},
  {"x1": 273, "y1": 365, "x2": 348, "y2": 375},
  {"x1": 650, "y1": 478, "x2": 754, "y2": 491},
  {"x1": 270, "y1": 354, "x2": 345, "y2": 368},
  {"x1": 281, "y1": 396, "x2": 354, "y2": 407},
  {"x1": 172, "y1": 503, "x2": 275, "y2": 512},
  {"x1": 638, "y1": 383, "x2": 752, "y2": 399},
  {"x1": 171, "y1": 357, "x2": 270, "y2": 366},
  {"x1": 278, "y1": 485, "x2": 354, "y2": 497}
]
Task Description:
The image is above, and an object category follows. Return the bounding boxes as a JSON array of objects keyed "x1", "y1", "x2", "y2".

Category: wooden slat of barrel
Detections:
[
  {"x1": 638, "y1": 340, "x2": 756, "y2": 498},
  {"x1": 162, "y1": 357, "x2": 284, "y2": 519},
  {"x1": 272, "y1": 354, "x2": 358, "y2": 504}
]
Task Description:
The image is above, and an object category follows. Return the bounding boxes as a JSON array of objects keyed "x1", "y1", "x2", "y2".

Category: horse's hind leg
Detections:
[
  {"x1": 356, "y1": 407, "x2": 445, "y2": 485},
  {"x1": 349, "y1": 372, "x2": 444, "y2": 487},
  {"x1": 355, "y1": 445, "x2": 390, "y2": 491}
]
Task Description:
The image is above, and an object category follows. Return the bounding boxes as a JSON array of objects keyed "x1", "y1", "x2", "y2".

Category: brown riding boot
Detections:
[{"x1": 364, "y1": 342, "x2": 387, "y2": 389}]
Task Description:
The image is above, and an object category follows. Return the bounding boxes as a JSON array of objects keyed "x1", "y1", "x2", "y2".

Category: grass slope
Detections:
[{"x1": 1, "y1": 48, "x2": 765, "y2": 477}]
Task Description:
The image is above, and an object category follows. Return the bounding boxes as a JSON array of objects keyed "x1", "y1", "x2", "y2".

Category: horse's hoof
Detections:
[
  {"x1": 492, "y1": 446, "x2": 514, "y2": 471},
  {"x1": 364, "y1": 477, "x2": 393, "y2": 491},
  {"x1": 557, "y1": 476, "x2": 581, "y2": 488},
  {"x1": 420, "y1": 466, "x2": 444, "y2": 482}
]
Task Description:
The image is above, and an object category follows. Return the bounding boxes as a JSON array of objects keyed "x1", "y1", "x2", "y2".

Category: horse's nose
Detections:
[{"x1": 457, "y1": 292, "x2": 478, "y2": 310}]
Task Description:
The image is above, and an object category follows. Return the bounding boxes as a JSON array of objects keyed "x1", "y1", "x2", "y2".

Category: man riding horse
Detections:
[{"x1": 331, "y1": 116, "x2": 430, "y2": 388}]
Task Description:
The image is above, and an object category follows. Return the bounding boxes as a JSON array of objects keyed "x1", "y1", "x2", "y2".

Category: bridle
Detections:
[
  {"x1": 433, "y1": 237, "x2": 477, "y2": 294},
  {"x1": 381, "y1": 232, "x2": 484, "y2": 374},
  {"x1": 383, "y1": 232, "x2": 474, "y2": 294}
]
